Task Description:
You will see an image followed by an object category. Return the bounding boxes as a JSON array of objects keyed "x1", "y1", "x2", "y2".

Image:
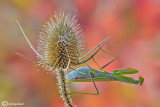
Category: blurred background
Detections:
[{"x1": 0, "y1": 0, "x2": 160, "y2": 107}]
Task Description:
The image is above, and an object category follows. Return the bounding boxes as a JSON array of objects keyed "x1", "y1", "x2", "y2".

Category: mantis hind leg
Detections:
[
  {"x1": 100, "y1": 47, "x2": 117, "y2": 69},
  {"x1": 77, "y1": 37, "x2": 110, "y2": 65},
  {"x1": 92, "y1": 45, "x2": 117, "y2": 69}
]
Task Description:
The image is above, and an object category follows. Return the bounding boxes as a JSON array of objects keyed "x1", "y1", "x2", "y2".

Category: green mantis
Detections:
[
  {"x1": 66, "y1": 47, "x2": 144, "y2": 95},
  {"x1": 66, "y1": 67, "x2": 144, "y2": 85}
]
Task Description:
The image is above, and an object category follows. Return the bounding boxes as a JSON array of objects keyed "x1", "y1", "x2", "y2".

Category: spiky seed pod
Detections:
[
  {"x1": 37, "y1": 12, "x2": 84, "y2": 69},
  {"x1": 37, "y1": 12, "x2": 84, "y2": 107}
]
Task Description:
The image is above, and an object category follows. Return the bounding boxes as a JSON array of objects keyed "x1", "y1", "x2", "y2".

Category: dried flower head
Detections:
[{"x1": 37, "y1": 12, "x2": 84, "y2": 69}]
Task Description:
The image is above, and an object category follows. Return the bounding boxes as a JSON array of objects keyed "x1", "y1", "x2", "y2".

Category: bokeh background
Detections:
[{"x1": 0, "y1": 0, "x2": 160, "y2": 107}]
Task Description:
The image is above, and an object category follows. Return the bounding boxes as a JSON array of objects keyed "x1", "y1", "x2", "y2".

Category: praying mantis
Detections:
[
  {"x1": 66, "y1": 47, "x2": 144, "y2": 95},
  {"x1": 66, "y1": 67, "x2": 144, "y2": 95},
  {"x1": 66, "y1": 67, "x2": 144, "y2": 84}
]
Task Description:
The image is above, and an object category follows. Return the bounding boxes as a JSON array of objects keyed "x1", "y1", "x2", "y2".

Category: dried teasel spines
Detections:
[{"x1": 37, "y1": 12, "x2": 84, "y2": 69}]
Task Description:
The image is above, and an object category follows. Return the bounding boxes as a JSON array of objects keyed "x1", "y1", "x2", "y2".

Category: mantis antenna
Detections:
[{"x1": 16, "y1": 20, "x2": 44, "y2": 60}]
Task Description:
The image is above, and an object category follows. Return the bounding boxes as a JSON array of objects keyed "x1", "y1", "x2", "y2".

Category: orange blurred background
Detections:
[{"x1": 0, "y1": 0, "x2": 160, "y2": 107}]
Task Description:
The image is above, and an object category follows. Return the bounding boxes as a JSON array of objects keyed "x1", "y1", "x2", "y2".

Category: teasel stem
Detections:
[{"x1": 57, "y1": 69, "x2": 73, "y2": 107}]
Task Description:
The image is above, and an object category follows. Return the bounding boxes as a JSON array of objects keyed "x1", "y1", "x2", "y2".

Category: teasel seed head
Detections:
[
  {"x1": 37, "y1": 12, "x2": 84, "y2": 69},
  {"x1": 16, "y1": 11, "x2": 83, "y2": 107}
]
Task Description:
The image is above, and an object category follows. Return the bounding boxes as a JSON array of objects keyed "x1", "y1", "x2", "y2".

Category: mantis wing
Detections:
[{"x1": 112, "y1": 68, "x2": 138, "y2": 75}]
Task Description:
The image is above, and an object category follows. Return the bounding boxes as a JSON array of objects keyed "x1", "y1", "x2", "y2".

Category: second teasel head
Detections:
[{"x1": 37, "y1": 12, "x2": 84, "y2": 69}]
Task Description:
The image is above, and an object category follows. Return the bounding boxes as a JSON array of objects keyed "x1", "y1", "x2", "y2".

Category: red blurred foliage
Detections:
[{"x1": 76, "y1": 0, "x2": 97, "y2": 18}]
